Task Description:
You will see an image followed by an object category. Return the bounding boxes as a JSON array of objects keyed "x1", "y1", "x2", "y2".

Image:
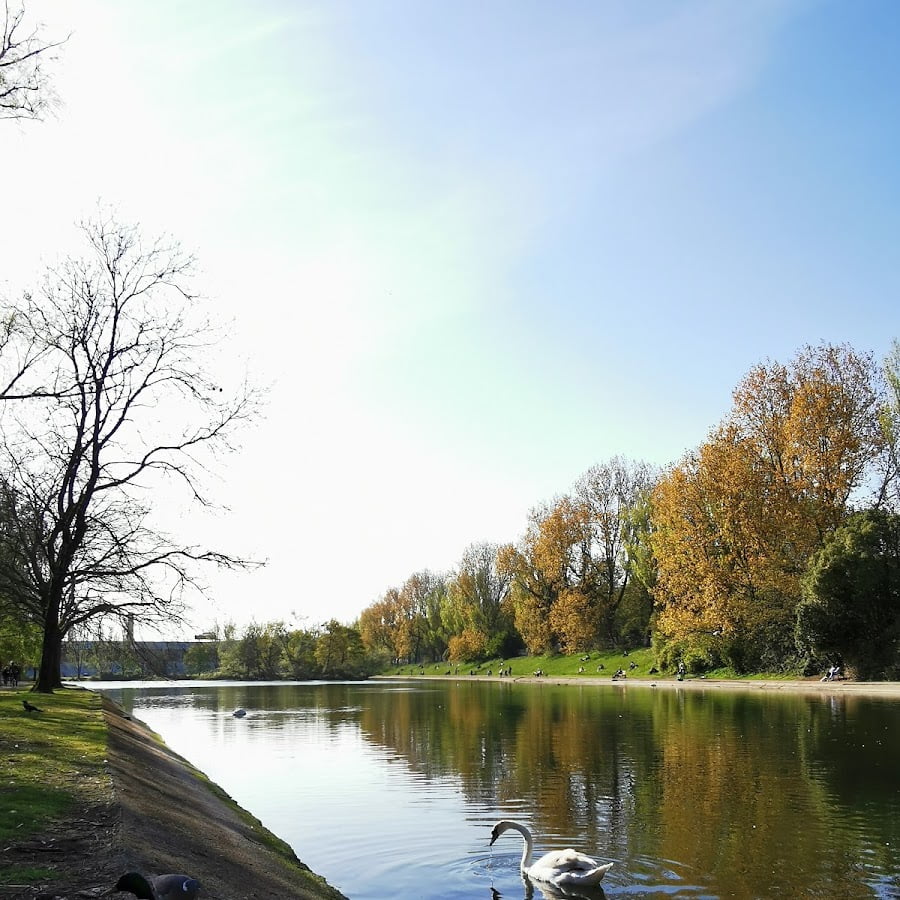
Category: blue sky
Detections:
[{"x1": 3, "y1": 1, "x2": 898, "y2": 632}]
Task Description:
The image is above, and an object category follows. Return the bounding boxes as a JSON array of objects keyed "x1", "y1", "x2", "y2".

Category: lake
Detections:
[{"x1": 95, "y1": 678, "x2": 900, "y2": 899}]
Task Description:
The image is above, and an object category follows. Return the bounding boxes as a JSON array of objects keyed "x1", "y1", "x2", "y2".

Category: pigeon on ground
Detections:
[{"x1": 22, "y1": 699, "x2": 42, "y2": 713}]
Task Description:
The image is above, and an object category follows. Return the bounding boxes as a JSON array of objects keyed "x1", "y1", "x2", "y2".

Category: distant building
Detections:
[{"x1": 61, "y1": 640, "x2": 194, "y2": 678}]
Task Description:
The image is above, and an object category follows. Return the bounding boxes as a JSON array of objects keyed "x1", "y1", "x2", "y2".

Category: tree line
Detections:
[
  {"x1": 185, "y1": 620, "x2": 374, "y2": 680},
  {"x1": 55, "y1": 619, "x2": 375, "y2": 681},
  {"x1": 357, "y1": 342, "x2": 900, "y2": 679}
]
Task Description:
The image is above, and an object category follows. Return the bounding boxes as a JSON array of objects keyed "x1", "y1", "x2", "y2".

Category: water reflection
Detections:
[{"x1": 97, "y1": 680, "x2": 900, "y2": 900}]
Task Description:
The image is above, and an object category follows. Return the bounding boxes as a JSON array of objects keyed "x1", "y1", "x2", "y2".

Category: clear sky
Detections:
[{"x1": 2, "y1": 1, "x2": 899, "y2": 635}]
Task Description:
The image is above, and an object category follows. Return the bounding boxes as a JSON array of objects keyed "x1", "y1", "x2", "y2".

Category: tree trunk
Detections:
[{"x1": 35, "y1": 601, "x2": 63, "y2": 693}]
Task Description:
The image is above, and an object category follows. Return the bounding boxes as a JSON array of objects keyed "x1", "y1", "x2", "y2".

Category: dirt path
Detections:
[{"x1": 379, "y1": 673, "x2": 900, "y2": 696}]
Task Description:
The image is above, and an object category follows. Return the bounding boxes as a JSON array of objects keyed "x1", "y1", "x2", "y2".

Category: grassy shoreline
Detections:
[
  {"x1": 0, "y1": 685, "x2": 345, "y2": 898},
  {"x1": 379, "y1": 649, "x2": 900, "y2": 696}
]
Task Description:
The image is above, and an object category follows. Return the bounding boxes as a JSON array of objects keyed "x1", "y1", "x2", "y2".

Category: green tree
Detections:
[
  {"x1": 282, "y1": 627, "x2": 319, "y2": 678},
  {"x1": 0, "y1": 608, "x2": 40, "y2": 676},
  {"x1": 183, "y1": 640, "x2": 218, "y2": 676},
  {"x1": 315, "y1": 619, "x2": 366, "y2": 677},
  {"x1": 574, "y1": 457, "x2": 656, "y2": 645},
  {"x1": 877, "y1": 339, "x2": 900, "y2": 511},
  {"x1": 400, "y1": 570, "x2": 447, "y2": 662},
  {"x1": 797, "y1": 509, "x2": 900, "y2": 679},
  {"x1": 445, "y1": 542, "x2": 514, "y2": 660}
]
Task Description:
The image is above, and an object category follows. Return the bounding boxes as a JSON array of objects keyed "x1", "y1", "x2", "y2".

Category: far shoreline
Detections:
[{"x1": 374, "y1": 673, "x2": 900, "y2": 697}]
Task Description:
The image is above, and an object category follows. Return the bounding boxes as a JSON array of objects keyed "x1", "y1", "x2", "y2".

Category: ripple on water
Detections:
[
  {"x1": 472, "y1": 849, "x2": 716, "y2": 899},
  {"x1": 606, "y1": 854, "x2": 717, "y2": 898}
]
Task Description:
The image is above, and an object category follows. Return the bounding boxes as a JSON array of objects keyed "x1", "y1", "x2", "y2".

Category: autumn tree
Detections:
[
  {"x1": 652, "y1": 343, "x2": 886, "y2": 671},
  {"x1": 1, "y1": 2, "x2": 66, "y2": 120},
  {"x1": 0, "y1": 213, "x2": 258, "y2": 691},
  {"x1": 535, "y1": 495, "x2": 599, "y2": 652},
  {"x1": 400, "y1": 569, "x2": 447, "y2": 662},
  {"x1": 498, "y1": 507, "x2": 558, "y2": 654},
  {"x1": 443, "y1": 542, "x2": 514, "y2": 660},
  {"x1": 359, "y1": 588, "x2": 407, "y2": 663},
  {"x1": 501, "y1": 458, "x2": 655, "y2": 654}
]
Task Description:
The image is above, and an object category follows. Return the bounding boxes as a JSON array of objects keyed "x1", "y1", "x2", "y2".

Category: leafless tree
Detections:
[
  {"x1": 0, "y1": 212, "x2": 261, "y2": 691},
  {"x1": 1, "y1": 1, "x2": 67, "y2": 120}
]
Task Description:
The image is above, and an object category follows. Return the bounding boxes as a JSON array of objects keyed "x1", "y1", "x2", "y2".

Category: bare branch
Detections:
[
  {"x1": 0, "y1": 1, "x2": 68, "y2": 121},
  {"x1": 0, "y1": 212, "x2": 264, "y2": 690}
]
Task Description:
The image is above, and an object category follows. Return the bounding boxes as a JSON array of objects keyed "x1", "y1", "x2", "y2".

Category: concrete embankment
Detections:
[{"x1": 102, "y1": 696, "x2": 347, "y2": 900}]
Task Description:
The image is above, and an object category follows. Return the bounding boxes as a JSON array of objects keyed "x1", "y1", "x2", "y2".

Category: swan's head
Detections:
[
  {"x1": 490, "y1": 821, "x2": 516, "y2": 846},
  {"x1": 490, "y1": 819, "x2": 525, "y2": 846}
]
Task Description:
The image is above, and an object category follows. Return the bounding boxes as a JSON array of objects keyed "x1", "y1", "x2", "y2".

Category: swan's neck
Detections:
[{"x1": 504, "y1": 821, "x2": 535, "y2": 870}]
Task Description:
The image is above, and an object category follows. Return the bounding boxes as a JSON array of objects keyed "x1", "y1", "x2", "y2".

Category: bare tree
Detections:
[
  {"x1": 0, "y1": 212, "x2": 260, "y2": 691},
  {"x1": 1, "y1": 1, "x2": 67, "y2": 120}
]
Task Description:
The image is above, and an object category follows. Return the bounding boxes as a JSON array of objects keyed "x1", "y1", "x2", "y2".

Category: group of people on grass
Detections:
[{"x1": 2, "y1": 662, "x2": 21, "y2": 686}]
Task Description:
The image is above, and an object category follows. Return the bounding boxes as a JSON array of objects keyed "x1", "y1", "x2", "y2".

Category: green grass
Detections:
[
  {"x1": 0, "y1": 688, "x2": 110, "y2": 845},
  {"x1": 386, "y1": 651, "x2": 817, "y2": 681},
  {"x1": 0, "y1": 866, "x2": 58, "y2": 885},
  {"x1": 387, "y1": 647, "x2": 661, "y2": 679}
]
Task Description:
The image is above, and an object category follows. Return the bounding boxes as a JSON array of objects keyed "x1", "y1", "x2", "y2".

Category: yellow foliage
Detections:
[
  {"x1": 448, "y1": 627, "x2": 486, "y2": 662},
  {"x1": 652, "y1": 343, "x2": 885, "y2": 652},
  {"x1": 548, "y1": 589, "x2": 597, "y2": 653}
]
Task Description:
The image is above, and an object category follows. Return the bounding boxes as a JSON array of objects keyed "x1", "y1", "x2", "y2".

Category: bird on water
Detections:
[
  {"x1": 115, "y1": 872, "x2": 201, "y2": 899},
  {"x1": 490, "y1": 820, "x2": 613, "y2": 888}
]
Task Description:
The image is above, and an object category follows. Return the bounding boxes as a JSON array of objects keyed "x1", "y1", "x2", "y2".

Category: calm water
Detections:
[{"x1": 95, "y1": 679, "x2": 900, "y2": 900}]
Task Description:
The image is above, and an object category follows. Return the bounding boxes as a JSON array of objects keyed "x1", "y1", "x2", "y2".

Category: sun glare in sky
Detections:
[{"x1": 3, "y1": 0, "x2": 899, "y2": 633}]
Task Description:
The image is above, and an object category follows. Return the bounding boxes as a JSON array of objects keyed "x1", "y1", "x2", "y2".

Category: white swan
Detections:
[{"x1": 490, "y1": 820, "x2": 613, "y2": 888}]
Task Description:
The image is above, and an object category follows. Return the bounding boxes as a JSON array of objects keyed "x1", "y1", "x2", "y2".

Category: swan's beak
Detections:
[{"x1": 489, "y1": 828, "x2": 499, "y2": 846}]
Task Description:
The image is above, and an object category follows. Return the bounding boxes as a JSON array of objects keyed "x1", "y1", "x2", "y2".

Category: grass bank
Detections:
[
  {"x1": 387, "y1": 648, "x2": 657, "y2": 679},
  {"x1": 1, "y1": 687, "x2": 346, "y2": 898},
  {"x1": 0, "y1": 688, "x2": 110, "y2": 886},
  {"x1": 383, "y1": 648, "x2": 808, "y2": 681}
]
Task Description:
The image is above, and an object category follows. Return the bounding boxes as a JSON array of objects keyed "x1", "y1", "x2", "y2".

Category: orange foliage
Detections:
[{"x1": 652, "y1": 343, "x2": 886, "y2": 651}]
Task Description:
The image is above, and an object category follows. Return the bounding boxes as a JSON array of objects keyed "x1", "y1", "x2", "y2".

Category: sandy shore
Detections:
[{"x1": 377, "y1": 673, "x2": 900, "y2": 697}]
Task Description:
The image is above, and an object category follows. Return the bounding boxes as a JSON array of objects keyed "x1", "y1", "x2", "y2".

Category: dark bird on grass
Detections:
[
  {"x1": 22, "y1": 699, "x2": 42, "y2": 713},
  {"x1": 115, "y1": 871, "x2": 201, "y2": 900}
]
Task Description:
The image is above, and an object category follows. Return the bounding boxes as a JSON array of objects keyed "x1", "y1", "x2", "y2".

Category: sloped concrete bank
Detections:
[{"x1": 103, "y1": 696, "x2": 347, "y2": 900}]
